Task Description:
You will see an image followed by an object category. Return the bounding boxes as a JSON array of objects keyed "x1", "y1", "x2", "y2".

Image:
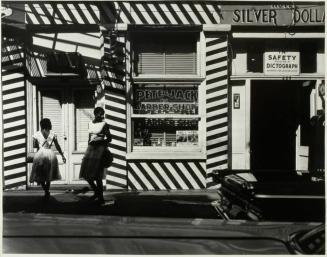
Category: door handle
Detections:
[{"x1": 64, "y1": 135, "x2": 67, "y2": 140}]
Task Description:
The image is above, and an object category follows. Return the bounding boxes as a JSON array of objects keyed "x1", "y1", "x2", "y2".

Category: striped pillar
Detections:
[
  {"x1": 205, "y1": 33, "x2": 229, "y2": 189},
  {"x1": 127, "y1": 161, "x2": 206, "y2": 190},
  {"x1": 103, "y1": 32, "x2": 128, "y2": 190},
  {"x1": 2, "y1": 38, "x2": 27, "y2": 190}
]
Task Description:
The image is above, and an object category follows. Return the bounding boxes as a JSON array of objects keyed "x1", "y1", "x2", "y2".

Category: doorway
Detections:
[
  {"x1": 29, "y1": 86, "x2": 95, "y2": 185},
  {"x1": 250, "y1": 80, "x2": 300, "y2": 170}
]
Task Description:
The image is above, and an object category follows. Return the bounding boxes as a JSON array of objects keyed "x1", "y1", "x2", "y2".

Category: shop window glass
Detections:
[
  {"x1": 134, "y1": 33, "x2": 197, "y2": 75},
  {"x1": 132, "y1": 84, "x2": 200, "y2": 149}
]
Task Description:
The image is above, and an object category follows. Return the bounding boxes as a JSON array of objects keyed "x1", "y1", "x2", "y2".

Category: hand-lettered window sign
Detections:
[{"x1": 134, "y1": 86, "x2": 198, "y2": 115}]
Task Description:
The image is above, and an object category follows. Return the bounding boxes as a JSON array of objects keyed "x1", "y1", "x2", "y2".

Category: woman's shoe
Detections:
[
  {"x1": 44, "y1": 191, "x2": 50, "y2": 201},
  {"x1": 96, "y1": 196, "x2": 105, "y2": 205},
  {"x1": 89, "y1": 193, "x2": 98, "y2": 201}
]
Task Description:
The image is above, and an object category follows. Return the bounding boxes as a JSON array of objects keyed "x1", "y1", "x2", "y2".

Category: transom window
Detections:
[{"x1": 133, "y1": 32, "x2": 198, "y2": 76}]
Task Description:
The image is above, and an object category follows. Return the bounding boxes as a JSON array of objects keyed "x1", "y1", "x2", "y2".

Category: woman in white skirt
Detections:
[{"x1": 29, "y1": 118, "x2": 66, "y2": 200}]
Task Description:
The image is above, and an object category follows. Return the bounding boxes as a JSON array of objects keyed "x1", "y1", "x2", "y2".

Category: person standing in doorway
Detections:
[
  {"x1": 30, "y1": 118, "x2": 66, "y2": 200},
  {"x1": 79, "y1": 107, "x2": 112, "y2": 205},
  {"x1": 309, "y1": 83, "x2": 325, "y2": 172}
]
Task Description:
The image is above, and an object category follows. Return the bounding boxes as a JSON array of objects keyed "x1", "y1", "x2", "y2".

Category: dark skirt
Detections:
[{"x1": 79, "y1": 143, "x2": 106, "y2": 180}]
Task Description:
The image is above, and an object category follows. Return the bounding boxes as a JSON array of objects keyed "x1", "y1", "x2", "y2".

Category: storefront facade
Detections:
[{"x1": 1, "y1": 1, "x2": 325, "y2": 190}]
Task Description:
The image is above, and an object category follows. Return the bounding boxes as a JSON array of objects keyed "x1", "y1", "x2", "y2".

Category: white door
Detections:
[
  {"x1": 35, "y1": 87, "x2": 94, "y2": 185},
  {"x1": 68, "y1": 88, "x2": 95, "y2": 184}
]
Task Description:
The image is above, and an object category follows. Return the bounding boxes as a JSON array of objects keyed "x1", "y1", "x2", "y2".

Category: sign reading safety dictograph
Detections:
[{"x1": 264, "y1": 52, "x2": 300, "y2": 75}]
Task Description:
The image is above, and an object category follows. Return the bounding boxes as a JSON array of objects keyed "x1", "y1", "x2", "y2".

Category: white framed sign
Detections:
[{"x1": 264, "y1": 52, "x2": 300, "y2": 75}]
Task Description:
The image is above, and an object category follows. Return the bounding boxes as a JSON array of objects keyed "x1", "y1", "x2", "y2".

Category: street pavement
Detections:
[
  {"x1": 2, "y1": 189, "x2": 323, "y2": 254},
  {"x1": 3, "y1": 188, "x2": 222, "y2": 218}
]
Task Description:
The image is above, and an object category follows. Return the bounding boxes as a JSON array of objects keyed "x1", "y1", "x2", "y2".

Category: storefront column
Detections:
[
  {"x1": 204, "y1": 28, "x2": 230, "y2": 188},
  {"x1": 2, "y1": 37, "x2": 27, "y2": 190},
  {"x1": 102, "y1": 28, "x2": 128, "y2": 190}
]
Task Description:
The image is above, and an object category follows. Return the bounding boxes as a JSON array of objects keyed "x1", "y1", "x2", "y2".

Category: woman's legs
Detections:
[
  {"x1": 40, "y1": 182, "x2": 46, "y2": 192},
  {"x1": 95, "y1": 178, "x2": 104, "y2": 203},
  {"x1": 45, "y1": 181, "x2": 50, "y2": 194},
  {"x1": 87, "y1": 179, "x2": 98, "y2": 199},
  {"x1": 40, "y1": 181, "x2": 50, "y2": 199}
]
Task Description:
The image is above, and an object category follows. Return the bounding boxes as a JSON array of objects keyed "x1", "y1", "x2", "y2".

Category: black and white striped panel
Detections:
[
  {"x1": 205, "y1": 34, "x2": 229, "y2": 189},
  {"x1": 27, "y1": 52, "x2": 47, "y2": 77},
  {"x1": 2, "y1": 40, "x2": 27, "y2": 190},
  {"x1": 103, "y1": 32, "x2": 127, "y2": 190},
  {"x1": 112, "y1": 2, "x2": 222, "y2": 25},
  {"x1": 25, "y1": 3, "x2": 100, "y2": 25},
  {"x1": 101, "y1": 33, "x2": 126, "y2": 90},
  {"x1": 127, "y1": 161, "x2": 206, "y2": 190},
  {"x1": 105, "y1": 89, "x2": 127, "y2": 190}
]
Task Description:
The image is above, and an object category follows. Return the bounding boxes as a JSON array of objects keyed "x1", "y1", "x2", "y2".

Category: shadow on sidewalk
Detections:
[{"x1": 3, "y1": 190, "x2": 220, "y2": 219}]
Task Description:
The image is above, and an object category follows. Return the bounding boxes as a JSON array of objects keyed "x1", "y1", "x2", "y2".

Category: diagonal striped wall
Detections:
[
  {"x1": 25, "y1": 2, "x2": 101, "y2": 25},
  {"x1": 101, "y1": 32, "x2": 126, "y2": 90},
  {"x1": 127, "y1": 161, "x2": 206, "y2": 190},
  {"x1": 26, "y1": 2, "x2": 103, "y2": 80},
  {"x1": 2, "y1": 38, "x2": 27, "y2": 190},
  {"x1": 103, "y1": 32, "x2": 128, "y2": 190},
  {"x1": 101, "y1": 2, "x2": 222, "y2": 25},
  {"x1": 205, "y1": 33, "x2": 229, "y2": 189},
  {"x1": 28, "y1": 32, "x2": 103, "y2": 80}
]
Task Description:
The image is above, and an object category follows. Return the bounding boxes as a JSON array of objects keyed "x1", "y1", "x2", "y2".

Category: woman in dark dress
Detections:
[{"x1": 79, "y1": 107, "x2": 112, "y2": 204}]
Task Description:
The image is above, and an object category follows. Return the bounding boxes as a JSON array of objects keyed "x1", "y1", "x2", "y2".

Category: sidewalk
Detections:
[{"x1": 3, "y1": 188, "x2": 222, "y2": 219}]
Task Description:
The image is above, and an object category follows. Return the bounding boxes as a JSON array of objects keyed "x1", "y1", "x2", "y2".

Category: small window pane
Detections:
[
  {"x1": 75, "y1": 90, "x2": 94, "y2": 150},
  {"x1": 138, "y1": 53, "x2": 164, "y2": 74}
]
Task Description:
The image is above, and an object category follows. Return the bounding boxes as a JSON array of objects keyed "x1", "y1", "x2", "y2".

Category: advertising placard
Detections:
[{"x1": 264, "y1": 52, "x2": 300, "y2": 75}]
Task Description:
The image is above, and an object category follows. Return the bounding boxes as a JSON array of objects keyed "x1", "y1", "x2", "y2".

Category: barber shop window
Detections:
[
  {"x1": 130, "y1": 31, "x2": 202, "y2": 151},
  {"x1": 132, "y1": 84, "x2": 200, "y2": 149}
]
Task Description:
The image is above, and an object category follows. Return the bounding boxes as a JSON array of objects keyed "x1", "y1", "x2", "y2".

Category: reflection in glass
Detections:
[{"x1": 133, "y1": 118, "x2": 198, "y2": 147}]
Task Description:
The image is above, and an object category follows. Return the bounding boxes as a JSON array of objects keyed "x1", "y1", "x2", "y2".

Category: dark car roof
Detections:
[{"x1": 3, "y1": 213, "x2": 322, "y2": 254}]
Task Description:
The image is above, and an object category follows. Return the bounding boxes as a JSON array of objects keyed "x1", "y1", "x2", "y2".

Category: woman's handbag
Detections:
[{"x1": 102, "y1": 147, "x2": 113, "y2": 168}]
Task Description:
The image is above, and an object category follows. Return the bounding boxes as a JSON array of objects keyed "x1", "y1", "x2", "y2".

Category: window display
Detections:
[
  {"x1": 132, "y1": 84, "x2": 200, "y2": 149},
  {"x1": 133, "y1": 118, "x2": 198, "y2": 147}
]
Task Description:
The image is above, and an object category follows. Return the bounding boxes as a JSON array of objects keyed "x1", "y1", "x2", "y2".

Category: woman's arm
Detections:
[
  {"x1": 53, "y1": 136, "x2": 66, "y2": 163},
  {"x1": 33, "y1": 138, "x2": 39, "y2": 151},
  {"x1": 103, "y1": 123, "x2": 112, "y2": 145}
]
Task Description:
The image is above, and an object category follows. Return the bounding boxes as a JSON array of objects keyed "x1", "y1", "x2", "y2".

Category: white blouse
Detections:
[
  {"x1": 88, "y1": 121, "x2": 106, "y2": 142},
  {"x1": 33, "y1": 130, "x2": 56, "y2": 149}
]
